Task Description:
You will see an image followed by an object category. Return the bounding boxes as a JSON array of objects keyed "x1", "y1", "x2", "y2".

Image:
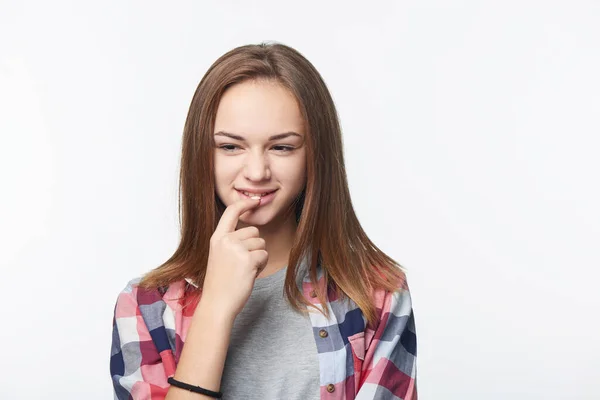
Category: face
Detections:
[{"x1": 213, "y1": 79, "x2": 307, "y2": 228}]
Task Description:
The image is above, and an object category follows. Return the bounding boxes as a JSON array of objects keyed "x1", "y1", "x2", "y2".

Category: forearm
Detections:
[{"x1": 165, "y1": 301, "x2": 234, "y2": 400}]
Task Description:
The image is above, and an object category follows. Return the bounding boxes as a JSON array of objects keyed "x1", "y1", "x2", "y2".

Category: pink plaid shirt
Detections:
[{"x1": 110, "y1": 264, "x2": 417, "y2": 399}]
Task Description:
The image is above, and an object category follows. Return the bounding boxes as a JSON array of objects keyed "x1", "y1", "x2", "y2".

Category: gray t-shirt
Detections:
[{"x1": 220, "y1": 266, "x2": 320, "y2": 399}]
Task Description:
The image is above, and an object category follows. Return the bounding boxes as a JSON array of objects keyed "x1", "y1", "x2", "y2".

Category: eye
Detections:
[
  {"x1": 218, "y1": 144, "x2": 240, "y2": 152},
  {"x1": 272, "y1": 145, "x2": 295, "y2": 152},
  {"x1": 217, "y1": 144, "x2": 295, "y2": 153}
]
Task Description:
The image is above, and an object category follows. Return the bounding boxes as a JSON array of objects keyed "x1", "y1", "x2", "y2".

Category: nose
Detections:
[{"x1": 243, "y1": 149, "x2": 271, "y2": 181}]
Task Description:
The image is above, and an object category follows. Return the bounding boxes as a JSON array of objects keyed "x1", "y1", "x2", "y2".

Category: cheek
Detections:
[
  {"x1": 214, "y1": 156, "x2": 237, "y2": 182},
  {"x1": 280, "y1": 156, "x2": 306, "y2": 188}
]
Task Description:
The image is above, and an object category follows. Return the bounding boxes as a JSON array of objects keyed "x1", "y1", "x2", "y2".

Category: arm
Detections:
[
  {"x1": 110, "y1": 284, "x2": 234, "y2": 400},
  {"x1": 111, "y1": 197, "x2": 266, "y2": 399},
  {"x1": 164, "y1": 299, "x2": 234, "y2": 400},
  {"x1": 110, "y1": 284, "x2": 171, "y2": 400},
  {"x1": 355, "y1": 287, "x2": 418, "y2": 400}
]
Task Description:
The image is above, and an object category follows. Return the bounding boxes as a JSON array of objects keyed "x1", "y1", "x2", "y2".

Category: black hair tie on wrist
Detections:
[{"x1": 167, "y1": 377, "x2": 223, "y2": 398}]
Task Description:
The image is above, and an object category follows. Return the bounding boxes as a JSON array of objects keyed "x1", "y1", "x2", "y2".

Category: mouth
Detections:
[
  {"x1": 235, "y1": 188, "x2": 278, "y2": 205},
  {"x1": 236, "y1": 189, "x2": 277, "y2": 197}
]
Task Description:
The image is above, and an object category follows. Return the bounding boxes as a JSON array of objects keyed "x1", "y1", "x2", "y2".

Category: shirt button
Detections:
[
  {"x1": 309, "y1": 290, "x2": 317, "y2": 298},
  {"x1": 319, "y1": 329, "x2": 328, "y2": 338},
  {"x1": 326, "y1": 384, "x2": 335, "y2": 393}
]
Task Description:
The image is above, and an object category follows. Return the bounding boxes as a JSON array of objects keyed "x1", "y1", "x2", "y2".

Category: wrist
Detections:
[{"x1": 195, "y1": 296, "x2": 237, "y2": 327}]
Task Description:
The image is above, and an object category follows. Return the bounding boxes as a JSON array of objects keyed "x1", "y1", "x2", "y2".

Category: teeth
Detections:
[{"x1": 242, "y1": 191, "x2": 270, "y2": 197}]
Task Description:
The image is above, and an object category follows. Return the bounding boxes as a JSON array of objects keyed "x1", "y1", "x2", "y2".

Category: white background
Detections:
[{"x1": 1, "y1": 1, "x2": 599, "y2": 399}]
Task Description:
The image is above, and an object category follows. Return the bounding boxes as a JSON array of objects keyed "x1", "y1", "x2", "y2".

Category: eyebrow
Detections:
[{"x1": 214, "y1": 131, "x2": 303, "y2": 141}]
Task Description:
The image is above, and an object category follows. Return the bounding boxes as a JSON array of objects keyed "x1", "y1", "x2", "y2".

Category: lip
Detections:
[
  {"x1": 236, "y1": 188, "x2": 278, "y2": 206},
  {"x1": 236, "y1": 188, "x2": 278, "y2": 194}
]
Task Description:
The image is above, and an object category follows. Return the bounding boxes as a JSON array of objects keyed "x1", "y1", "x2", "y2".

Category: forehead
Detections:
[{"x1": 213, "y1": 80, "x2": 305, "y2": 138}]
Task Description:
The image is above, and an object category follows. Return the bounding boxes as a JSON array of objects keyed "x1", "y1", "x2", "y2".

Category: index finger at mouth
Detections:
[{"x1": 214, "y1": 197, "x2": 261, "y2": 235}]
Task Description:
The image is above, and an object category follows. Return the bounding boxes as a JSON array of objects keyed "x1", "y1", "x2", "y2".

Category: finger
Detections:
[
  {"x1": 241, "y1": 237, "x2": 266, "y2": 252},
  {"x1": 256, "y1": 260, "x2": 268, "y2": 275},
  {"x1": 250, "y1": 250, "x2": 269, "y2": 273},
  {"x1": 230, "y1": 226, "x2": 260, "y2": 241},
  {"x1": 214, "y1": 197, "x2": 261, "y2": 236}
]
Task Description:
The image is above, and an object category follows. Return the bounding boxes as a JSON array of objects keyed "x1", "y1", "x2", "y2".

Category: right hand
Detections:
[{"x1": 200, "y1": 196, "x2": 269, "y2": 318}]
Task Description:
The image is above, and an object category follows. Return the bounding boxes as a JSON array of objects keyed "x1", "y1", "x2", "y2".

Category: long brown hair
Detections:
[{"x1": 140, "y1": 42, "x2": 406, "y2": 325}]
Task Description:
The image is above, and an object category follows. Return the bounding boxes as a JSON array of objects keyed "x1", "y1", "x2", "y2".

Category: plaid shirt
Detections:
[{"x1": 110, "y1": 265, "x2": 417, "y2": 400}]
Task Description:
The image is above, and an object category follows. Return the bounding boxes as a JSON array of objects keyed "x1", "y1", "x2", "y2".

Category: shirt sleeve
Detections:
[
  {"x1": 110, "y1": 282, "x2": 171, "y2": 400},
  {"x1": 355, "y1": 284, "x2": 418, "y2": 400}
]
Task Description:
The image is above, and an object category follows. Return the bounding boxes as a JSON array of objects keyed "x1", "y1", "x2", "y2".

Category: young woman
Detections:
[{"x1": 110, "y1": 42, "x2": 417, "y2": 400}]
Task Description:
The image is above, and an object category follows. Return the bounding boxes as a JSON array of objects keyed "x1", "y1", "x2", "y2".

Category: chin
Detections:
[{"x1": 238, "y1": 212, "x2": 275, "y2": 227}]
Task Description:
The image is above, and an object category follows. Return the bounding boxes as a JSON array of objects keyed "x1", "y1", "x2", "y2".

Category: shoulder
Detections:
[
  {"x1": 370, "y1": 272, "x2": 416, "y2": 350},
  {"x1": 113, "y1": 276, "x2": 191, "y2": 317},
  {"x1": 373, "y1": 269, "x2": 412, "y2": 315},
  {"x1": 372, "y1": 270, "x2": 414, "y2": 332}
]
